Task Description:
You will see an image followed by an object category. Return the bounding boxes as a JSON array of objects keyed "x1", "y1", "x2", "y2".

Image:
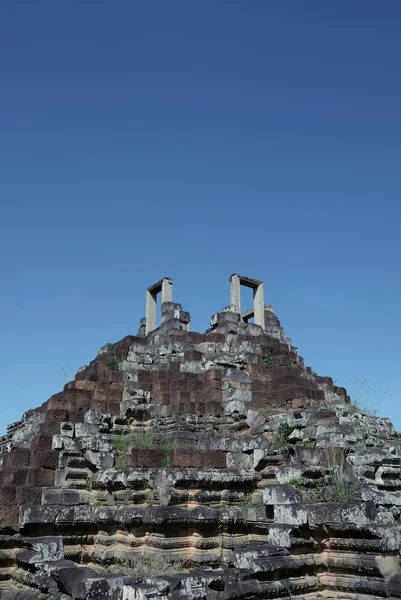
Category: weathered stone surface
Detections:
[{"x1": 0, "y1": 276, "x2": 400, "y2": 599}]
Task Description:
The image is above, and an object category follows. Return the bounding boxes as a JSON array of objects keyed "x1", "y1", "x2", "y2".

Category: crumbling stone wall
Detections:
[
  {"x1": 0, "y1": 275, "x2": 396, "y2": 600},
  {"x1": 0, "y1": 336, "x2": 136, "y2": 524}
]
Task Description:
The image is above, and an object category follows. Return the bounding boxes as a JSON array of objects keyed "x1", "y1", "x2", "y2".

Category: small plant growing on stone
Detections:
[
  {"x1": 263, "y1": 347, "x2": 274, "y2": 369},
  {"x1": 238, "y1": 493, "x2": 264, "y2": 507},
  {"x1": 160, "y1": 454, "x2": 169, "y2": 468},
  {"x1": 107, "y1": 357, "x2": 120, "y2": 370},
  {"x1": 111, "y1": 435, "x2": 130, "y2": 453},
  {"x1": 272, "y1": 422, "x2": 293, "y2": 449},
  {"x1": 106, "y1": 342, "x2": 117, "y2": 351},
  {"x1": 325, "y1": 447, "x2": 354, "y2": 503},
  {"x1": 131, "y1": 430, "x2": 177, "y2": 452},
  {"x1": 296, "y1": 439, "x2": 316, "y2": 447},
  {"x1": 115, "y1": 454, "x2": 130, "y2": 468},
  {"x1": 284, "y1": 477, "x2": 323, "y2": 504},
  {"x1": 94, "y1": 554, "x2": 187, "y2": 579},
  {"x1": 57, "y1": 363, "x2": 72, "y2": 385},
  {"x1": 284, "y1": 477, "x2": 304, "y2": 487},
  {"x1": 349, "y1": 378, "x2": 383, "y2": 417}
]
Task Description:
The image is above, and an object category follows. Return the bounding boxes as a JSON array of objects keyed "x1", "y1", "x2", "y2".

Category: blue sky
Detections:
[{"x1": 1, "y1": 1, "x2": 400, "y2": 433}]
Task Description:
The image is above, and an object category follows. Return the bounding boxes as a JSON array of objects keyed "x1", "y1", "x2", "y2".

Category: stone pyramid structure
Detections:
[{"x1": 1, "y1": 274, "x2": 401, "y2": 600}]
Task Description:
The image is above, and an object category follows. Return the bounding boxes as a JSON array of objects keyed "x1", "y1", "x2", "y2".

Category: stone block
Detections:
[
  {"x1": 3, "y1": 468, "x2": 29, "y2": 486},
  {"x1": 184, "y1": 350, "x2": 203, "y2": 362},
  {"x1": 45, "y1": 408, "x2": 69, "y2": 423},
  {"x1": 74, "y1": 423, "x2": 100, "y2": 438},
  {"x1": 160, "y1": 318, "x2": 183, "y2": 334},
  {"x1": 42, "y1": 488, "x2": 89, "y2": 506},
  {"x1": 107, "y1": 401, "x2": 121, "y2": 415},
  {"x1": 180, "y1": 311, "x2": 190, "y2": 323},
  {"x1": 31, "y1": 450, "x2": 58, "y2": 470},
  {"x1": 307, "y1": 502, "x2": 377, "y2": 527},
  {"x1": 169, "y1": 449, "x2": 204, "y2": 468},
  {"x1": 274, "y1": 504, "x2": 308, "y2": 525},
  {"x1": 267, "y1": 525, "x2": 293, "y2": 547},
  {"x1": 0, "y1": 505, "x2": 19, "y2": 525},
  {"x1": 26, "y1": 468, "x2": 55, "y2": 487},
  {"x1": 84, "y1": 450, "x2": 114, "y2": 469},
  {"x1": 130, "y1": 448, "x2": 166, "y2": 468},
  {"x1": 16, "y1": 485, "x2": 42, "y2": 506},
  {"x1": 263, "y1": 484, "x2": 303, "y2": 505},
  {"x1": 203, "y1": 450, "x2": 226, "y2": 468},
  {"x1": 60, "y1": 422, "x2": 75, "y2": 437},
  {"x1": 18, "y1": 536, "x2": 64, "y2": 564},
  {"x1": 0, "y1": 485, "x2": 16, "y2": 503},
  {"x1": 3, "y1": 447, "x2": 30, "y2": 468},
  {"x1": 31, "y1": 433, "x2": 53, "y2": 453}
]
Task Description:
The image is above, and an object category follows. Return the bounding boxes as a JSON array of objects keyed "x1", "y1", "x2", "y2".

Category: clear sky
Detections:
[{"x1": 1, "y1": 1, "x2": 400, "y2": 434}]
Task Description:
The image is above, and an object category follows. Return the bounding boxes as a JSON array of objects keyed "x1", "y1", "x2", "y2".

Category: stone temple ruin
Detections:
[{"x1": 1, "y1": 274, "x2": 401, "y2": 600}]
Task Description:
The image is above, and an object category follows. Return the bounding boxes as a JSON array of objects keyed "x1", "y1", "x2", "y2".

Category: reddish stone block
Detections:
[
  {"x1": 153, "y1": 381, "x2": 169, "y2": 396},
  {"x1": 74, "y1": 380, "x2": 97, "y2": 391},
  {"x1": 175, "y1": 391, "x2": 187, "y2": 404},
  {"x1": 45, "y1": 408, "x2": 68, "y2": 423},
  {"x1": 274, "y1": 386, "x2": 297, "y2": 403},
  {"x1": 109, "y1": 389, "x2": 123, "y2": 404},
  {"x1": 201, "y1": 369, "x2": 222, "y2": 382},
  {"x1": 4, "y1": 468, "x2": 29, "y2": 486},
  {"x1": 0, "y1": 505, "x2": 19, "y2": 525},
  {"x1": 187, "y1": 380, "x2": 203, "y2": 392},
  {"x1": 3, "y1": 448, "x2": 30, "y2": 468},
  {"x1": 92, "y1": 385, "x2": 108, "y2": 402},
  {"x1": 26, "y1": 468, "x2": 55, "y2": 487},
  {"x1": 203, "y1": 451, "x2": 226, "y2": 468},
  {"x1": 67, "y1": 388, "x2": 92, "y2": 407},
  {"x1": 252, "y1": 380, "x2": 270, "y2": 394},
  {"x1": 151, "y1": 372, "x2": 163, "y2": 382},
  {"x1": 105, "y1": 401, "x2": 119, "y2": 416},
  {"x1": 31, "y1": 433, "x2": 52, "y2": 452},
  {"x1": 109, "y1": 371, "x2": 123, "y2": 383},
  {"x1": 0, "y1": 486, "x2": 16, "y2": 503},
  {"x1": 130, "y1": 448, "x2": 166, "y2": 468},
  {"x1": 210, "y1": 389, "x2": 223, "y2": 403},
  {"x1": 46, "y1": 393, "x2": 65, "y2": 409},
  {"x1": 246, "y1": 364, "x2": 266, "y2": 376},
  {"x1": 15, "y1": 485, "x2": 42, "y2": 506},
  {"x1": 169, "y1": 449, "x2": 204, "y2": 468},
  {"x1": 183, "y1": 350, "x2": 203, "y2": 361},
  {"x1": 138, "y1": 371, "x2": 154, "y2": 386},
  {"x1": 292, "y1": 397, "x2": 308, "y2": 409},
  {"x1": 206, "y1": 401, "x2": 222, "y2": 415},
  {"x1": 160, "y1": 393, "x2": 170, "y2": 405},
  {"x1": 197, "y1": 402, "x2": 206, "y2": 415},
  {"x1": 169, "y1": 380, "x2": 182, "y2": 392},
  {"x1": 88, "y1": 398, "x2": 108, "y2": 412},
  {"x1": 39, "y1": 421, "x2": 60, "y2": 436},
  {"x1": 189, "y1": 390, "x2": 203, "y2": 404},
  {"x1": 250, "y1": 393, "x2": 266, "y2": 410},
  {"x1": 168, "y1": 361, "x2": 181, "y2": 372},
  {"x1": 30, "y1": 450, "x2": 58, "y2": 470}
]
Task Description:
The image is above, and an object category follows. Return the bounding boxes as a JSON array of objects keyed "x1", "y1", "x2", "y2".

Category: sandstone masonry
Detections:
[{"x1": 0, "y1": 275, "x2": 400, "y2": 600}]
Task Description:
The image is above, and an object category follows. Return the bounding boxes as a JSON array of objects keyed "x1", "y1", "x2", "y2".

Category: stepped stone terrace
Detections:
[{"x1": 0, "y1": 274, "x2": 401, "y2": 600}]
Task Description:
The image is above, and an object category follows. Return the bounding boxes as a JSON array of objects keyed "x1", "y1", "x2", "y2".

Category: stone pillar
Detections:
[
  {"x1": 145, "y1": 277, "x2": 173, "y2": 335},
  {"x1": 161, "y1": 278, "x2": 173, "y2": 304},
  {"x1": 229, "y1": 274, "x2": 265, "y2": 330},
  {"x1": 229, "y1": 274, "x2": 241, "y2": 313},
  {"x1": 253, "y1": 282, "x2": 265, "y2": 330}
]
